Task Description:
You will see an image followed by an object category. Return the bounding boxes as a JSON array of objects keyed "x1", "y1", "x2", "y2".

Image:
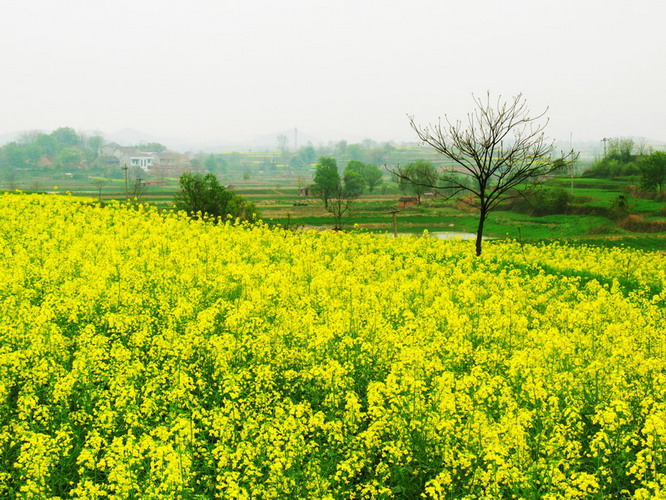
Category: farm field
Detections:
[
  {"x1": 7, "y1": 167, "x2": 666, "y2": 251},
  {"x1": 0, "y1": 193, "x2": 665, "y2": 498},
  {"x1": 4, "y1": 140, "x2": 664, "y2": 251}
]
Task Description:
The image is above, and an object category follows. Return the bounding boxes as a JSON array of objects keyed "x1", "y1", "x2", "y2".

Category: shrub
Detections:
[
  {"x1": 617, "y1": 214, "x2": 666, "y2": 233},
  {"x1": 507, "y1": 187, "x2": 572, "y2": 216},
  {"x1": 608, "y1": 195, "x2": 630, "y2": 221},
  {"x1": 174, "y1": 172, "x2": 258, "y2": 222},
  {"x1": 586, "y1": 223, "x2": 621, "y2": 235}
]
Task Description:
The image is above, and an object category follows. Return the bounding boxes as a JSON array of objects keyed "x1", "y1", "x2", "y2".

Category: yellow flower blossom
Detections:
[{"x1": 0, "y1": 193, "x2": 664, "y2": 498}]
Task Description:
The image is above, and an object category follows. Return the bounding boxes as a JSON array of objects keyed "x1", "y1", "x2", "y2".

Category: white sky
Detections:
[{"x1": 1, "y1": 0, "x2": 665, "y2": 145}]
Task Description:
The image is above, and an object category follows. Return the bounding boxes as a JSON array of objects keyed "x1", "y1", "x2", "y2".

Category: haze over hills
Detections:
[
  {"x1": 0, "y1": 127, "x2": 383, "y2": 152},
  {"x1": 1, "y1": 126, "x2": 664, "y2": 162},
  {"x1": 104, "y1": 127, "x2": 405, "y2": 152},
  {"x1": 0, "y1": 131, "x2": 20, "y2": 146}
]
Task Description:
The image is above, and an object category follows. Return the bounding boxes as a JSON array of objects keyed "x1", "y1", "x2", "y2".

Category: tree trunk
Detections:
[{"x1": 475, "y1": 208, "x2": 486, "y2": 256}]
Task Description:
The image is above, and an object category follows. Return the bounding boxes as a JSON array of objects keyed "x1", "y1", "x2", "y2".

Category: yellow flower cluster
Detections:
[{"x1": 0, "y1": 193, "x2": 664, "y2": 499}]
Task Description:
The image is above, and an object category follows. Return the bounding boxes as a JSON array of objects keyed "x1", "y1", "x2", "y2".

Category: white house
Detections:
[
  {"x1": 100, "y1": 143, "x2": 192, "y2": 174},
  {"x1": 129, "y1": 155, "x2": 156, "y2": 172}
]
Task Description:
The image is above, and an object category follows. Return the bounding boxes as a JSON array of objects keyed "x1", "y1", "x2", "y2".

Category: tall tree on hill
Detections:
[
  {"x1": 34, "y1": 134, "x2": 58, "y2": 157},
  {"x1": 50, "y1": 127, "x2": 80, "y2": 148},
  {"x1": 391, "y1": 93, "x2": 576, "y2": 256}
]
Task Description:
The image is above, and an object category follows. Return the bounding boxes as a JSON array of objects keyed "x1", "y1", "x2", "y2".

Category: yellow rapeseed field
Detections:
[{"x1": 0, "y1": 193, "x2": 664, "y2": 499}]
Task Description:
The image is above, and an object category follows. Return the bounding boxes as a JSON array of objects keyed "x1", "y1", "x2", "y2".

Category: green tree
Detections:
[
  {"x1": 290, "y1": 144, "x2": 317, "y2": 173},
  {"x1": 362, "y1": 164, "x2": 384, "y2": 193},
  {"x1": 204, "y1": 154, "x2": 227, "y2": 175},
  {"x1": 363, "y1": 164, "x2": 383, "y2": 193},
  {"x1": 300, "y1": 143, "x2": 317, "y2": 165},
  {"x1": 639, "y1": 151, "x2": 666, "y2": 194},
  {"x1": 343, "y1": 161, "x2": 383, "y2": 193},
  {"x1": 393, "y1": 93, "x2": 575, "y2": 255},
  {"x1": 55, "y1": 147, "x2": 83, "y2": 169},
  {"x1": 174, "y1": 172, "x2": 257, "y2": 222},
  {"x1": 589, "y1": 137, "x2": 639, "y2": 178},
  {"x1": 335, "y1": 140, "x2": 348, "y2": 161},
  {"x1": 21, "y1": 143, "x2": 42, "y2": 165},
  {"x1": 342, "y1": 169, "x2": 365, "y2": 198},
  {"x1": 606, "y1": 138, "x2": 635, "y2": 163},
  {"x1": 50, "y1": 127, "x2": 80, "y2": 148},
  {"x1": 313, "y1": 157, "x2": 340, "y2": 210},
  {"x1": 1, "y1": 142, "x2": 27, "y2": 168},
  {"x1": 343, "y1": 161, "x2": 367, "y2": 194},
  {"x1": 288, "y1": 154, "x2": 306, "y2": 172},
  {"x1": 86, "y1": 135, "x2": 105, "y2": 154},
  {"x1": 398, "y1": 160, "x2": 436, "y2": 204},
  {"x1": 346, "y1": 143, "x2": 364, "y2": 161},
  {"x1": 34, "y1": 134, "x2": 58, "y2": 157}
]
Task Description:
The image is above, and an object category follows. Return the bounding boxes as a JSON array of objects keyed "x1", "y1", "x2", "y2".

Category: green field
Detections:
[{"x1": 3, "y1": 155, "x2": 665, "y2": 251}]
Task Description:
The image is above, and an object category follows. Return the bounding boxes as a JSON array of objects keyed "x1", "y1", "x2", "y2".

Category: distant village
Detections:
[{"x1": 98, "y1": 143, "x2": 195, "y2": 177}]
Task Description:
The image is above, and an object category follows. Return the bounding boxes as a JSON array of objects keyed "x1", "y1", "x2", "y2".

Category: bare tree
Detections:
[
  {"x1": 129, "y1": 178, "x2": 149, "y2": 203},
  {"x1": 91, "y1": 178, "x2": 109, "y2": 203},
  {"x1": 329, "y1": 170, "x2": 365, "y2": 230},
  {"x1": 277, "y1": 134, "x2": 289, "y2": 160},
  {"x1": 390, "y1": 93, "x2": 576, "y2": 255},
  {"x1": 5, "y1": 169, "x2": 18, "y2": 191}
]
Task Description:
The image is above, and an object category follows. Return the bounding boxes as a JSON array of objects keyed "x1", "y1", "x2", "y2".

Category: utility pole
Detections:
[
  {"x1": 294, "y1": 127, "x2": 298, "y2": 150},
  {"x1": 389, "y1": 209, "x2": 400, "y2": 237},
  {"x1": 122, "y1": 164, "x2": 129, "y2": 200},
  {"x1": 602, "y1": 137, "x2": 608, "y2": 158},
  {"x1": 570, "y1": 132, "x2": 574, "y2": 196}
]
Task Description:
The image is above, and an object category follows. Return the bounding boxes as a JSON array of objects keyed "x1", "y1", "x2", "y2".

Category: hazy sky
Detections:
[{"x1": 2, "y1": 0, "x2": 665, "y2": 145}]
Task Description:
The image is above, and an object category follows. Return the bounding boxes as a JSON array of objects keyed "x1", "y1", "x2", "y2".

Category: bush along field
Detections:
[{"x1": 0, "y1": 193, "x2": 665, "y2": 499}]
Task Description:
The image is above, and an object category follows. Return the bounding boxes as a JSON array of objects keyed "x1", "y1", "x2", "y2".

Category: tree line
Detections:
[
  {"x1": 0, "y1": 127, "x2": 104, "y2": 171},
  {"x1": 192, "y1": 139, "x2": 406, "y2": 180},
  {"x1": 312, "y1": 158, "x2": 385, "y2": 230},
  {"x1": 584, "y1": 137, "x2": 665, "y2": 194}
]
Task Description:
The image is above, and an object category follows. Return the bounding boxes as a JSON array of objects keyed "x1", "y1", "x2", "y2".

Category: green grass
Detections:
[{"x1": 5, "y1": 169, "x2": 665, "y2": 251}]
